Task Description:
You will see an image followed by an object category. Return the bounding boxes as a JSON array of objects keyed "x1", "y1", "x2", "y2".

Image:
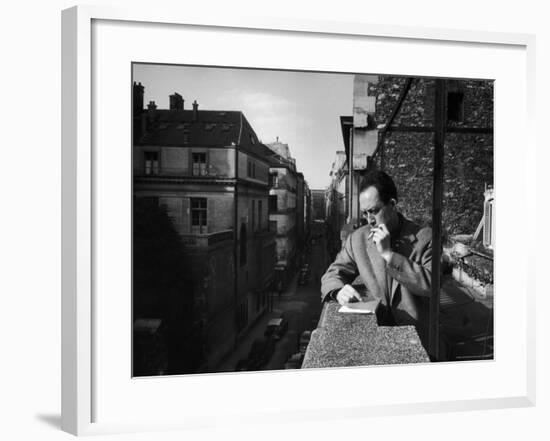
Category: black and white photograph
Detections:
[
  {"x1": 6, "y1": 0, "x2": 549, "y2": 439},
  {"x1": 132, "y1": 63, "x2": 494, "y2": 376}
]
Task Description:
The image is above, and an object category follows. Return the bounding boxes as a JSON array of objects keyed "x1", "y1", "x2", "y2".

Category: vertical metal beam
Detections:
[
  {"x1": 430, "y1": 79, "x2": 446, "y2": 360},
  {"x1": 348, "y1": 124, "x2": 354, "y2": 223}
]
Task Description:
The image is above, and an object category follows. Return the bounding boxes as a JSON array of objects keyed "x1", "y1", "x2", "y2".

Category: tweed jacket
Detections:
[{"x1": 321, "y1": 215, "x2": 433, "y2": 329}]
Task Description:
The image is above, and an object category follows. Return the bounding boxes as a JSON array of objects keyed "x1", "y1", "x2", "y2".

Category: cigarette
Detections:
[{"x1": 368, "y1": 224, "x2": 384, "y2": 240}]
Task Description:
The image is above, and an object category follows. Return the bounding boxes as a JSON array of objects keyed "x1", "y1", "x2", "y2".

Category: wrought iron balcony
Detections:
[{"x1": 134, "y1": 167, "x2": 233, "y2": 179}]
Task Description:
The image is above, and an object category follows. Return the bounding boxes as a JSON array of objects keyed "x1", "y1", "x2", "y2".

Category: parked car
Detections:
[
  {"x1": 264, "y1": 317, "x2": 289, "y2": 340},
  {"x1": 298, "y1": 330, "x2": 312, "y2": 353},
  {"x1": 284, "y1": 352, "x2": 304, "y2": 369},
  {"x1": 247, "y1": 337, "x2": 275, "y2": 370}
]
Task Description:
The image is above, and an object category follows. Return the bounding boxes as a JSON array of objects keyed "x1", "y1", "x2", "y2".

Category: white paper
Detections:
[{"x1": 338, "y1": 300, "x2": 379, "y2": 314}]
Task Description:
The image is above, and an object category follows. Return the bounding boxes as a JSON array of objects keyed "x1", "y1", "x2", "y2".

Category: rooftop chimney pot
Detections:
[
  {"x1": 192, "y1": 100, "x2": 199, "y2": 121},
  {"x1": 169, "y1": 92, "x2": 184, "y2": 111}
]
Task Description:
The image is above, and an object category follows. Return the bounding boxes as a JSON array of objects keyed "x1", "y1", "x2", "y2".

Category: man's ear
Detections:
[{"x1": 389, "y1": 198, "x2": 397, "y2": 208}]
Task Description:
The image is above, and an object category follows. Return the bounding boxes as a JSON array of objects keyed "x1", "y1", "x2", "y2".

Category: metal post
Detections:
[
  {"x1": 348, "y1": 126, "x2": 353, "y2": 223},
  {"x1": 430, "y1": 79, "x2": 446, "y2": 360}
]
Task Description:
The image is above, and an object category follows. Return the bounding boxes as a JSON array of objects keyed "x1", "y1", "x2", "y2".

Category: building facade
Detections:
[
  {"x1": 133, "y1": 84, "x2": 276, "y2": 371},
  {"x1": 265, "y1": 139, "x2": 305, "y2": 290}
]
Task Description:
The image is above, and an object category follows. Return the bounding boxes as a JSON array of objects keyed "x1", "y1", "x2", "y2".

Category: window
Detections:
[
  {"x1": 191, "y1": 198, "x2": 207, "y2": 234},
  {"x1": 192, "y1": 152, "x2": 207, "y2": 176},
  {"x1": 144, "y1": 151, "x2": 159, "y2": 175},
  {"x1": 247, "y1": 160, "x2": 256, "y2": 179},
  {"x1": 258, "y1": 200, "x2": 263, "y2": 231},
  {"x1": 447, "y1": 92, "x2": 464, "y2": 122},
  {"x1": 246, "y1": 158, "x2": 258, "y2": 179},
  {"x1": 269, "y1": 195, "x2": 278, "y2": 212}
]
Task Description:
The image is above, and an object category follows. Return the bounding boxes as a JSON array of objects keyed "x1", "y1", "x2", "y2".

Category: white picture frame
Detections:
[{"x1": 62, "y1": 5, "x2": 536, "y2": 436}]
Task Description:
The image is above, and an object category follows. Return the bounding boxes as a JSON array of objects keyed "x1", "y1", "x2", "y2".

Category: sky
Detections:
[{"x1": 133, "y1": 64, "x2": 354, "y2": 190}]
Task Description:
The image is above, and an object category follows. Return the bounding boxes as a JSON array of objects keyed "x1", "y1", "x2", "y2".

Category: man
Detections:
[{"x1": 321, "y1": 170, "x2": 433, "y2": 334}]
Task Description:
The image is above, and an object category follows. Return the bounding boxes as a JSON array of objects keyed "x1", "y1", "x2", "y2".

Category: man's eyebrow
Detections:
[{"x1": 362, "y1": 206, "x2": 381, "y2": 214}]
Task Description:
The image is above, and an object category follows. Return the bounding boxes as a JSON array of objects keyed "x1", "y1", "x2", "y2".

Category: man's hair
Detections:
[{"x1": 359, "y1": 170, "x2": 398, "y2": 204}]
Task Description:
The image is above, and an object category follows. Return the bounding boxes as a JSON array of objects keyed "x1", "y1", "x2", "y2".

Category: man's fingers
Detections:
[{"x1": 337, "y1": 285, "x2": 362, "y2": 304}]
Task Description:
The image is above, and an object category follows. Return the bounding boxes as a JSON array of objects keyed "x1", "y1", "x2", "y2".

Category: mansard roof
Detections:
[{"x1": 136, "y1": 109, "x2": 274, "y2": 160}]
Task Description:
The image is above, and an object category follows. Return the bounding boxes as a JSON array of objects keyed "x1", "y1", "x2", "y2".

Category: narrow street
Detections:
[{"x1": 215, "y1": 230, "x2": 328, "y2": 373}]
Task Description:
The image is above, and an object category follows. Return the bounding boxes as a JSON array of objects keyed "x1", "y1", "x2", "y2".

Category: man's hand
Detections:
[
  {"x1": 335, "y1": 284, "x2": 362, "y2": 305},
  {"x1": 371, "y1": 223, "x2": 392, "y2": 262}
]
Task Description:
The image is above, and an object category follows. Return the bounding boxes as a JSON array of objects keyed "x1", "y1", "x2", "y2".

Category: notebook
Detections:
[{"x1": 338, "y1": 300, "x2": 379, "y2": 314}]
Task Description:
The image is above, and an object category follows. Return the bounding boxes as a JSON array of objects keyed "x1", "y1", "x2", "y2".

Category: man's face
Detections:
[{"x1": 359, "y1": 186, "x2": 397, "y2": 231}]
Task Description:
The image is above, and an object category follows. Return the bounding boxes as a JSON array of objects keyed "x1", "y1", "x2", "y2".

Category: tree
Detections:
[{"x1": 133, "y1": 197, "x2": 203, "y2": 374}]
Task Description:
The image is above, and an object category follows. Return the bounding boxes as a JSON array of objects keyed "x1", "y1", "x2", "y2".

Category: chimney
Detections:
[
  {"x1": 147, "y1": 101, "x2": 157, "y2": 127},
  {"x1": 133, "y1": 82, "x2": 144, "y2": 118},
  {"x1": 192, "y1": 100, "x2": 199, "y2": 121},
  {"x1": 169, "y1": 92, "x2": 184, "y2": 110}
]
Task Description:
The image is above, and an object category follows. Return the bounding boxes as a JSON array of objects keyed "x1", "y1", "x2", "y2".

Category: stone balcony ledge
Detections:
[{"x1": 302, "y1": 302, "x2": 430, "y2": 369}]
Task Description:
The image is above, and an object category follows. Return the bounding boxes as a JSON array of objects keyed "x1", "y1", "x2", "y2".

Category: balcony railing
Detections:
[
  {"x1": 180, "y1": 230, "x2": 234, "y2": 248},
  {"x1": 302, "y1": 301, "x2": 429, "y2": 369},
  {"x1": 135, "y1": 167, "x2": 233, "y2": 179}
]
